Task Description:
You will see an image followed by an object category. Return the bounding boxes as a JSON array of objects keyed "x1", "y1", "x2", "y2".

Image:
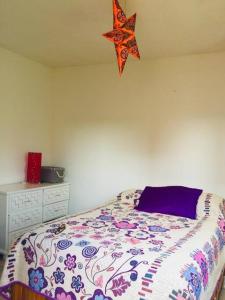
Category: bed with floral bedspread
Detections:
[{"x1": 0, "y1": 189, "x2": 224, "y2": 300}]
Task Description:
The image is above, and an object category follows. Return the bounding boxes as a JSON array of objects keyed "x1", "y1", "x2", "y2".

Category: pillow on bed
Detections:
[
  {"x1": 196, "y1": 191, "x2": 224, "y2": 219},
  {"x1": 117, "y1": 189, "x2": 143, "y2": 206},
  {"x1": 135, "y1": 186, "x2": 203, "y2": 219}
]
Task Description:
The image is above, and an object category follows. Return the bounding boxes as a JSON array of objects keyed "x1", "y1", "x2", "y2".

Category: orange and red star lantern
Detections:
[{"x1": 103, "y1": 0, "x2": 140, "y2": 75}]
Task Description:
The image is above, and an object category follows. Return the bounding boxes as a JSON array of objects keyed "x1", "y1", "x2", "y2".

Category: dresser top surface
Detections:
[{"x1": 0, "y1": 182, "x2": 69, "y2": 193}]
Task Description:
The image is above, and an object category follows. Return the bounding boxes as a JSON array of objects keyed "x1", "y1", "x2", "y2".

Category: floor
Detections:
[
  {"x1": 0, "y1": 255, "x2": 4, "y2": 300},
  {"x1": 220, "y1": 289, "x2": 225, "y2": 300},
  {"x1": 0, "y1": 255, "x2": 3, "y2": 277},
  {"x1": 0, "y1": 255, "x2": 3, "y2": 300},
  {"x1": 0, "y1": 256, "x2": 224, "y2": 299}
]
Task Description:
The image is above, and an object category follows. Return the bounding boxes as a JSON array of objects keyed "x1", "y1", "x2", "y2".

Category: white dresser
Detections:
[{"x1": 0, "y1": 182, "x2": 70, "y2": 254}]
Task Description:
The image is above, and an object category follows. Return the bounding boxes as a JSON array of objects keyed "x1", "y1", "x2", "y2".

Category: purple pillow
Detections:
[{"x1": 135, "y1": 186, "x2": 202, "y2": 219}]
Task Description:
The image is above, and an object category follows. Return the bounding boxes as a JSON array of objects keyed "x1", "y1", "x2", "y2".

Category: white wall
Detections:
[
  {"x1": 1, "y1": 46, "x2": 225, "y2": 213},
  {"x1": 52, "y1": 51, "x2": 225, "y2": 213},
  {"x1": 0, "y1": 47, "x2": 52, "y2": 184}
]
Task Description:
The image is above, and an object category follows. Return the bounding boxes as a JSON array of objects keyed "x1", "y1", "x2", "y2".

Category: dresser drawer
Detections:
[
  {"x1": 9, "y1": 190, "x2": 42, "y2": 211},
  {"x1": 43, "y1": 185, "x2": 69, "y2": 205},
  {"x1": 43, "y1": 200, "x2": 68, "y2": 222},
  {"x1": 9, "y1": 207, "x2": 42, "y2": 232}
]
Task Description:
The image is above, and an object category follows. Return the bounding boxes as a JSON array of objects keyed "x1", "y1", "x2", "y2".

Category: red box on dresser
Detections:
[{"x1": 26, "y1": 152, "x2": 42, "y2": 183}]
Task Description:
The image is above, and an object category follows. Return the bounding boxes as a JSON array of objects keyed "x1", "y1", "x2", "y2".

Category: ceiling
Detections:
[{"x1": 0, "y1": 0, "x2": 225, "y2": 67}]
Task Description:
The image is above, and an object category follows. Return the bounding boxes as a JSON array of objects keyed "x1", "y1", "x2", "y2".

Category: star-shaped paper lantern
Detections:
[{"x1": 103, "y1": 0, "x2": 140, "y2": 75}]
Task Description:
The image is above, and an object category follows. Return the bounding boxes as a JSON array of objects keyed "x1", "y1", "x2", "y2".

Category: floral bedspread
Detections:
[{"x1": 0, "y1": 189, "x2": 224, "y2": 300}]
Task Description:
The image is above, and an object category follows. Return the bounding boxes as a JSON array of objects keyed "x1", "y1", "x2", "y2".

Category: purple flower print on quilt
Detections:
[
  {"x1": 203, "y1": 242, "x2": 214, "y2": 274},
  {"x1": 148, "y1": 225, "x2": 169, "y2": 232},
  {"x1": 82, "y1": 246, "x2": 98, "y2": 258},
  {"x1": 127, "y1": 248, "x2": 144, "y2": 255},
  {"x1": 218, "y1": 217, "x2": 225, "y2": 234},
  {"x1": 64, "y1": 254, "x2": 77, "y2": 271},
  {"x1": 83, "y1": 220, "x2": 106, "y2": 229},
  {"x1": 97, "y1": 214, "x2": 114, "y2": 222},
  {"x1": 171, "y1": 218, "x2": 225, "y2": 300},
  {"x1": 110, "y1": 275, "x2": 131, "y2": 296},
  {"x1": 28, "y1": 267, "x2": 48, "y2": 292},
  {"x1": 111, "y1": 252, "x2": 123, "y2": 258},
  {"x1": 126, "y1": 230, "x2": 155, "y2": 240},
  {"x1": 71, "y1": 275, "x2": 84, "y2": 293},
  {"x1": 114, "y1": 221, "x2": 138, "y2": 229},
  {"x1": 191, "y1": 250, "x2": 208, "y2": 289},
  {"x1": 23, "y1": 246, "x2": 35, "y2": 264},
  {"x1": 75, "y1": 240, "x2": 90, "y2": 247},
  {"x1": 55, "y1": 287, "x2": 76, "y2": 300},
  {"x1": 53, "y1": 267, "x2": 65, "y2": 284},
  {"x1": 88, "y1": 289, "x2": 113, "y2": 300},
  {"x1": 181, "y1": 264, "x2": 202, "y2": 299},
  {"x1": 215, "y1": 228, "x2": 225, "y2": 250},
  {"x1": 57, "y1": 240, "x2": 73, "y2": 250}
]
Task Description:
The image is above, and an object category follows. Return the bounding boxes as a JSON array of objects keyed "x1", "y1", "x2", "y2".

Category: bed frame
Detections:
[
  {"x1": 11, "y1": 283, "x2": 45, "y2": 300},
  {"x1": 211, "y1": 266, "x2": 225, "y2": 300},
  {"x1": 9, "y1": 265, "x2": 225, "y2": 300}
]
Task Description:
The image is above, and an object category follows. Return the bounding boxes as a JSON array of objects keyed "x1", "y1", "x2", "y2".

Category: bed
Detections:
[{"x1": 0, "y1": 189, "x2": 224, "y2": 300}]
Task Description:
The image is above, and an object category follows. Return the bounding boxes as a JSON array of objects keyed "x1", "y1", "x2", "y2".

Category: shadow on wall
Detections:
[
  {"x1": 54, "y1": 116, "x2": 225, "y2": 213},
  {"x1": 51, "y1": 53, "x2": 225, "y2": 213}
]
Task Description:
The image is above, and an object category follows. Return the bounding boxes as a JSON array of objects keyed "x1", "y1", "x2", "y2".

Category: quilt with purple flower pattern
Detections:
[{"x1": 0, "y1": 189, "x2": 224, "y2": 300}]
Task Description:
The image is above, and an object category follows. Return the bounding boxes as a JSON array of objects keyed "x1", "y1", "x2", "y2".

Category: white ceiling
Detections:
[{"x1": 0, "y1": 0, "x2": 225, "y2": 67}]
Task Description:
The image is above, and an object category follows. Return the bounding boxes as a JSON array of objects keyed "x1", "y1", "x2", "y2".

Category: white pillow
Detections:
[
  {"x1": 196, "y1": 192, "x2": 224, "y2": 219},
  {"x1": 117, "y1": 189, "x2": 143, "y2": 206}
]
